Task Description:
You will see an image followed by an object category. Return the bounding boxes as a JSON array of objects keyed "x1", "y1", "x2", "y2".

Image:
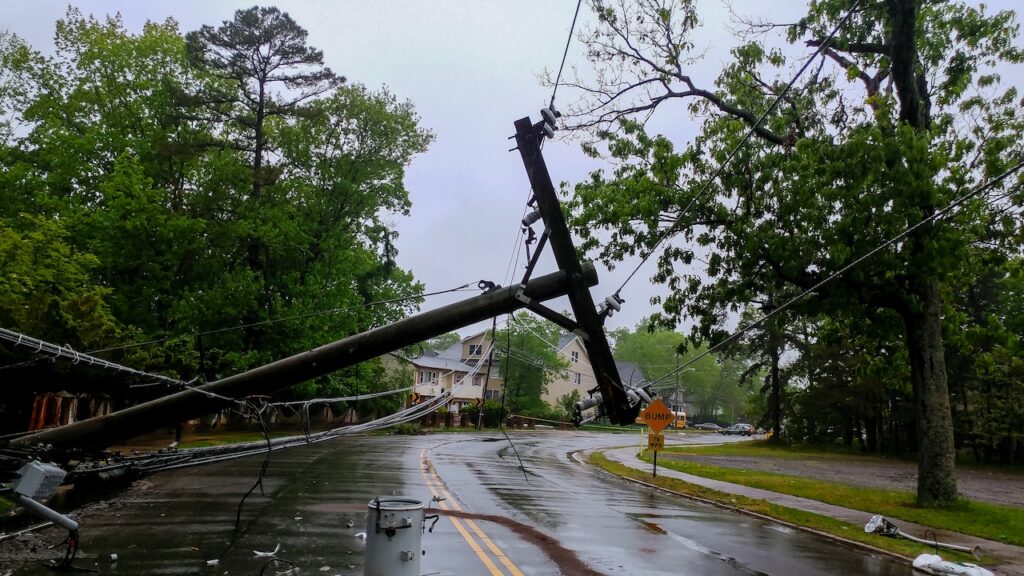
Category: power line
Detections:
[
  {"x1": 0, "y1": 327, "x2": 186, "y2": 389},
  {"x1": 269, "y1": 385, "x2": 416, "y2": 408},
  {"x1": 647, "y1": 156, "x2": 1024, "y2": 388},
  {"x1": 0, "y1": 282, "x2": 479, "y2": 372},
  {"x1": 549, "y1": 0, "x2": 585, "y2": 110},
  {"x1": 91, "y1": 282, "x2": 478, "y2": 355},
  {"x1": 614, "y1": 0, "x2": 865, "y2": 296}
]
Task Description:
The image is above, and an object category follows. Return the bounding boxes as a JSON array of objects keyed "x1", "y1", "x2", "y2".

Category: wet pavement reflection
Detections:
[
  {"x1": 419, "y1": 432, "x2": 910, "y2": 575},
  {"x1": 3, "y1": 432, "x2": 911, "y2": 575}
]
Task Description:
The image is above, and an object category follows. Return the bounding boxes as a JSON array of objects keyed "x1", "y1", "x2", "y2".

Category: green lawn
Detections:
[
  {"x1": 642, "y1": 448, "x2": 1024, "y2": 547},
  {"x1": 667, "y1": 440, "x2": 1024, "y2": 474}
]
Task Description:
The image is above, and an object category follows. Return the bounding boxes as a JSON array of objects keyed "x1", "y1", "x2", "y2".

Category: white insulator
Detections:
[
  {"x1": 542, "y1": 123, "x2": 555, "y2": 139},
  {"x1": 625, "y1": 389, "x2": 641, "y2": 407},
  {"x1": 522, "y1": 209, "x2": 542, "y2": 227},
  {"x1": 574, "y1": 393, "x2": 603, "y2": 413},
  {"x1": 541, "y1": 107, "x2": 559, "y2": 127},
  {"x1": 633, "y1": 387, "x2": 652, "y2": 404},
  {"x1": 604, "y1": 295, "x2": 622, "y2": 312}
]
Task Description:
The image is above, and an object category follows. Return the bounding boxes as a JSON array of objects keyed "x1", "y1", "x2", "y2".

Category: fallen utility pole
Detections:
[
  {"x1": 12, "y1": 266, "x2": 597, "y2": 452},
  {"x1": 513, "y1": 116, "x2": 638, "y2": 425}
]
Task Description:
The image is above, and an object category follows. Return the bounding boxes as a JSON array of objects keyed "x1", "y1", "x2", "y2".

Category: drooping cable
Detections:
[
  {"x1": 496, "y1": 314, "x2": 529, "y2": 482},
  {"x1": 269, "y1": 385, "x2": 416, "y2": 408},
  {"x1": 613, "y1": 0, "x2": 865, "y2": 296},
  {"x1": 0, "y1": 328, "x2": 186, "y2": 390},
  {"x1": 121, "y1": 344, "x2": 500, "y2": 475},
  {"x1": 233, "y1": 398, "x2": 272, "y2": 533}
]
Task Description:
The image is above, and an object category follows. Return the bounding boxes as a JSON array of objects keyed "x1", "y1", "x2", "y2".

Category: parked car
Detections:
[
  {"x1": 720, "y1": 423, "x2": 755, "y2": 436},
  {"x1": 692, "y1": 422, "x2": 722, "y2": 431}
]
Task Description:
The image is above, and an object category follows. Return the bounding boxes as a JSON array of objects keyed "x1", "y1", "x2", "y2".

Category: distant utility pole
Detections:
[{"x1": 478, "y1": 316, "x2": 498, "y2": 430}]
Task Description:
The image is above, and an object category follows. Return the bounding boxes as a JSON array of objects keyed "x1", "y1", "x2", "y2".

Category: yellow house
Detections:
[
  {"x1": 543, "y1": 334, "x2": 594, "y2": 406},
  {"x1": 384, "y1": 330, "x2": 644, "y2": 414},
  {"x1": 383, "y1": 331, "x2": 504, "y2": 413},
  {"x1": 543, "y1": 334, "x2": 648, "y2": 412}
]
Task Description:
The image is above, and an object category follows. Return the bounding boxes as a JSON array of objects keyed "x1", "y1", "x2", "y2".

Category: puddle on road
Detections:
[{"x1": 626, "y1": 513, "x2": 668, "y2": 535}]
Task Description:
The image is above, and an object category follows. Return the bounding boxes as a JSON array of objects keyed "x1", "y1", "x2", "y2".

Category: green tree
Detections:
[
  {"x1": 610, "y1": 323, "x2": 720, "y2": 416},
  {"x1": 557, "y1": 389, "x2": 582, "y2": 417},
  {"x1": 0, "y1": 7, "x2": 430, "y2": 425},
  {"x1": 185, "y1": 6, "x2": 344, "y2": 356},
  {"x1": 427, "y1": 332, "x2": 462, "y2": 352},
  {"x1": 563, "y1": 0, "x2": 1023, "y2": 504},
  {"x1": 496, "y1": 312, "x2": 567, "y2": 413},
  {"x1": 186, "y1": 6, "x2": 341, "y2": 201},
  {"x1": 0, "y1": 216, "x2": 117, "y2": 350}
]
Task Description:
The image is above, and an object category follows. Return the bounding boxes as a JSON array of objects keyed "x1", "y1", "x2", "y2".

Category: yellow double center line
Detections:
[{"x1": 419, "y1": 449, "x2": 524, "y2": 576}]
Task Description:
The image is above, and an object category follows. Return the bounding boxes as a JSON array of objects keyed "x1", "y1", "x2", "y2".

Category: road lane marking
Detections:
[
  {"x1": 426, "y1": 476, "x2": 526, "y2": 576},
  {"x1": 420, "y1": 450, "x2": 506, "y2": 576}
]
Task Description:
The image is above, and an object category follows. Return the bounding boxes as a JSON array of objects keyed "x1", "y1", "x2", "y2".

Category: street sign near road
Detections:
[
  {"x1": 641, "y1": 399, "x2": 674, "y2": 433},
  {"x1": 647, "y1": 433, "x2": 664, "y2": 451}
]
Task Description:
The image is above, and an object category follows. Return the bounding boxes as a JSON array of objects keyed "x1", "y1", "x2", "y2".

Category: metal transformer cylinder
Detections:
[{"x1": 364, "y1": 497, "x2": 424, "y2": 576}]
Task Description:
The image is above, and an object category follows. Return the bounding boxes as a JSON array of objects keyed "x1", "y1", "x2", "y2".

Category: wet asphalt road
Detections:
[{"x1": 4, "y1": 431, "x2": 911, "y2": 575}]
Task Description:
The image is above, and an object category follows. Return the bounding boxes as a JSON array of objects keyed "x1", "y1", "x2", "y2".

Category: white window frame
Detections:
[{"x1": 570, "y1": 350, "x2": 579, "y2": 362}]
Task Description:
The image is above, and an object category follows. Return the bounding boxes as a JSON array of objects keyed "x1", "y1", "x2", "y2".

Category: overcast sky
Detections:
[{"x1": 3, "y1": 1, "x2": 1020, "y2": 339}]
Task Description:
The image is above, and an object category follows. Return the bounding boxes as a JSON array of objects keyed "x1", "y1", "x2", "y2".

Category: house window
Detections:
[
  {"x1": 573, "y1": 372, "x2": 581, "y2": 385},
  {"x1": 468, "y1": 344, "x2": 482, "y2": 356},
  {"x1": 570, "y1": 351, "x2": 579, "y2": 362},
  {"x1": 418, "y1": 370, "x2": 437, "y2": 384},
  {"x1": 473, "y1": 375, "x2": 482, "y2": 386},
  {"x1": 485, "y1": 390, "x2": 501, "y2": 401},
  {"x1": 490, "y1": 365, "x2": 501, "y2": 378}
]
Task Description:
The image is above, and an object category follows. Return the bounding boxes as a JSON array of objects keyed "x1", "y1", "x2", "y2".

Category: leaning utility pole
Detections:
[
  {"x1": 512, "y1": 115, "x2": 638, "y2": 425},
  {"x1": 13, "y1": 266, "x2": 597, "y2": 451}
]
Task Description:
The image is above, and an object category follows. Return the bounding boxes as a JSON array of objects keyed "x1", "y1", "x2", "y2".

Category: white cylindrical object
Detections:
[
  {"x1": 12, "y1": 494, "x2": 78, "y2": 532},
  {"x1": 364, "y1": 497, "x2": 424, "y2": 576}
]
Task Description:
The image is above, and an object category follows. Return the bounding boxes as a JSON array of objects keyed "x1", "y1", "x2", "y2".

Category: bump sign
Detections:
[{"x1": 641, "y1": 399, "x2": 674, "y2": 433}]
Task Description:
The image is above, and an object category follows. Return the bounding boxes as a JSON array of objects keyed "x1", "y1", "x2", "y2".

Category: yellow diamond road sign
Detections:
[{"x1": 641, "y1": 399, "x2": 674, "y2": 433}]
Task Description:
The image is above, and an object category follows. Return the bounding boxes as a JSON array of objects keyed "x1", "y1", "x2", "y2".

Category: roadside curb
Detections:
[{"x1": 571, "y1": 449, "x2": 913, "y2": 566}]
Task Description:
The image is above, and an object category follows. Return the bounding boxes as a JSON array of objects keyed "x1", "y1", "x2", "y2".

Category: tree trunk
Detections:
[
  {"x1": 902, "y1": 277, "x2": 958, "y2": 505},
  {"x1": 865, "y1": 416, "x2": 878, "y2": 453},
  {"x1": 767, "y1": 321, "x2": 783, "y2": 445}
]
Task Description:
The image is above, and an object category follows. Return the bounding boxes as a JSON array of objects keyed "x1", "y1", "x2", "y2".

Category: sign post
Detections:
[{"x1": 640, "y1": 399, "x2": 673, "y2": 478}]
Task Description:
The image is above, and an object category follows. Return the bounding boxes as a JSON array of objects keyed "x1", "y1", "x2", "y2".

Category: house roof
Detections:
[
  {"x1": 557, "y1": 333, "x2": 577, "y2": 351},
  {"x1": 435, "y1": 341, "x2": 462, "y2": 360},
  {"x1": 615, "y1": 360, "x2": 645, "y2": 386},
  {"x1": 409, "y1": 354, "x2": 475, "y2": 372}
]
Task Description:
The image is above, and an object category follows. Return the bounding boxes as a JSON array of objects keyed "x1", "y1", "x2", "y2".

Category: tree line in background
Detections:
[
  {"x1": 450, "y1": 314, "x2": 761, "y2": 426},
  {"x1": 0, "y1": 6, "x2": 432, "y2": 431},
  {"x1": 558, "y1": 0, "x2": 1024, "y2": 504}
]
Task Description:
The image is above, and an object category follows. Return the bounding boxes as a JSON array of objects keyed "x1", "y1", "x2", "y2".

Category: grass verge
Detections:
[
  {"x1": 666, "y1": 440, "x2": 1024, "y2": 474},
  {"x1": 589, "y1": 452, "x2": 981, "y2": 563},
  {"x1": 644, "y1": 447, "x2": 1024, "y2": 547}
]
